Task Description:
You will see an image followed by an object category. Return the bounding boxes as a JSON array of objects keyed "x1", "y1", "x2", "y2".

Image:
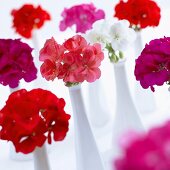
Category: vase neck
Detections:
[
  {"x1": 68, "y1": 85, "x2": 105, "y2": 170},
  {"x1": 68, "y1": 85, "x2": 85, "y2": 116},
  {"x1": 113, "y1": 61, "x2": 133, "y2": 104},
  {"x1": 134, "y1": 31, "x2": 143, "y2": 58},
  {"x1": 33, "y1": 145, "x2": 50, "y2": 170}
]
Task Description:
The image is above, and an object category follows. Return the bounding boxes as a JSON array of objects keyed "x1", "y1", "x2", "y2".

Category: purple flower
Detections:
[
  {"x1": 114, "y1": 121, "x2": 170, "y2": 170},
  {"x1": 134, "y1": 37, "x2": 170, "y2": 92},
  {"x1": 0, "y1": 39, "x2": 37, "y2": 88},
  {"x1": 59, "y1": 3, "x2": 105, "y2": 33}
]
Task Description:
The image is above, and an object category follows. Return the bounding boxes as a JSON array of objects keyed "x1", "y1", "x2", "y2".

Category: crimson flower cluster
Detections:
[
  {"x1": 114, "y1": 121, "x2": 170, "y2": 170},
  {"x1": 0, "y1": 89, "x2": 70, "y2": 154},
  {"x1": 59, "y1": 3, "x2": 105, "y2": 33},
  {"x1": 135, "y1": 37, "x2": 170, "y2": 92},
  {"x1": 114, "y1": 0, "x2": 161, "y2": 30},
  {"x1": 39, "y1": 35, "x2": 104, "y2": 86},
  {"x1": 0, "y1": 39, "x2": 37, "y2": 88},
  {"x1": 11, "y1": 4, "x2": 51, "y2": 38}
]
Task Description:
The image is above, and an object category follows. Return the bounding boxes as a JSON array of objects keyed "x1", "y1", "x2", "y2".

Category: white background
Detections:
[{"x1": 0, "y1": 0, "x2": 170, "y2": 170}]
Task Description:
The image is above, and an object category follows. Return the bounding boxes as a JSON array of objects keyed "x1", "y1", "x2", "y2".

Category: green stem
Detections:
[
  {"x1": 65, "y1": 82, "x2": 80, "y2": 87},
  {"x1": 106, "y1": 43, "x2": 124, "y2": 63}
]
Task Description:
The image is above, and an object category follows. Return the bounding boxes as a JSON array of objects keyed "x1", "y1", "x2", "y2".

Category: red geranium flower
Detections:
[
  {"x1": 114, "y1": 0, "x2": 161, "y2": 30},
  {"x1": 0, "y1": 89, "x2": 70, "y2": 154},
  {"x1": 11, "y1": 4, "x2": 51, "y2": 38}
]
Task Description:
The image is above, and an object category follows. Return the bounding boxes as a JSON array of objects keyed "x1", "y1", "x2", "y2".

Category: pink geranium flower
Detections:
[
  {"x1": 40, "y1": 60, "x2": 62, "y2": 81},
  {"x1": 39, "y1": 35, "x2": 104, "y2": 86},
  {"x1": 39, "y1": 37, "x2": 64, "y2": 62},
  {"x1": 135, "y1": 37, "x2": 170, "y2": 91},
  {"x1": 59, "y1": 3, "x2": 105, "y2": 33},
  {"x1": 80, "y1": 44, "x2": 104, "y2": 82},
  {"x1": 114, "y1": 121, "x2": 170, "y2": 170}
]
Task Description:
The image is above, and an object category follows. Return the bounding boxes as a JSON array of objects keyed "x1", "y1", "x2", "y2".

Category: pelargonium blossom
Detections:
[
  {"x1": 134, "y1": 37, "x2": 170, "y2": 92},
  {"x1": 39, "y1": 35, "x2": 104, "y2": 86},
  {"x1": 85, "y1": 19, "x2": 136, "y2": 63},
  {"x1": 114, "y1": 0, "x2": 161, "y2": 31},
  {"x1": 0, "y1": 39, "x2": 37, "y2": 88},
  {"x1": 59, "y1": 3, "x2": 105, "y2": 33},
  {"x1": 0, "y1": 88, "x2": 70, "y2": 154},
  {"x1": 114, "y1": 121, "x2": 170, "y2": 170},
  {"x1": 11, "y1": 4, "x2": 51, "y2": 38}
]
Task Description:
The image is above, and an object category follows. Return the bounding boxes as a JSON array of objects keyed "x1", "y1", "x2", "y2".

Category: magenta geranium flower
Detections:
[
  {"x1": 135, "y1": 37, "x2": 170, "y2": 92},
  {"x1": 39, "y1": 35, "x2": 104, "y2": 86},
  {"x1": 114, "y1": 121, "x2": 170, "y2": 170},
  {"x1": 0, "y1": 39, "x2": 37, "y2": 88},
  {"x1": 59, "y1": 3, "x2": 105, "y2": 33}
]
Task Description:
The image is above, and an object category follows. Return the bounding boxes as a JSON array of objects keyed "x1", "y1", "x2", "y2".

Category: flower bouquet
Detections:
[
  {"x1": 85, "y1": 19, "x2": 144, "y2": 149},
  {"x1": 39, "y1": 35, "x2": 105, "y2": 170},
  {"x1": 0, "y1": 89, "x2": 70, "y2": 170},
  {"x1": 114, "y1": 0, "x2": 161, "y2": 113}
]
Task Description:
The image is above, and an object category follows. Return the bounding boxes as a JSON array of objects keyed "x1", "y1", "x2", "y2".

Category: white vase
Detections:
[
  {"x1": 34, "y1": 145, "x2": 51, "y2": 170},
  {"x1": 9, "y1": 86, "x2": 33, "y2": 161},
  {"x1": 68, "y1": 85, "x2": 105, "y2": 170},
  {"x1": 134, "y1": 31, "x2": 156, "y2": 113},
  {"x1": 112, "y1": 60, "x2": 144, "y2": 149},
  {"x1": 87, "y1": 80, "x2": 111, "y2": 127},
  {"x1": 32, "y1": 31, "x2": 48, "y2": 89}
]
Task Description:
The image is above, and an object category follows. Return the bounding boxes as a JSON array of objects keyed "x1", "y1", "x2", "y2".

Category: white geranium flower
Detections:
[
  {"x1": 109, "y1": 20, "x2": 136, "y2": 51},
  {"x1": 85, "y1": 19, "x2": 110, "y2": 48}
]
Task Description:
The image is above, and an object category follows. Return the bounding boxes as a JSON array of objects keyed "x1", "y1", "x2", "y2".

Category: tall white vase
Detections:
[
  {"x1": 112, "y1": 60, "x2": 144, "y2": 149},
  {"x1": 68, "y1": 85, "x2": 105, "y2": 170},
  {"x1": 34, "y1": 145, "x2": 51, "y2": 170},
  {"x1": 87, "y1": 80, "x2": 111, "y2": 127},
  {"x1": 9, "y1": 86, "x2": 33, "y2": 161},
  {"x1": 134, "y1": 31, "x2": 156, "y2": 113}
]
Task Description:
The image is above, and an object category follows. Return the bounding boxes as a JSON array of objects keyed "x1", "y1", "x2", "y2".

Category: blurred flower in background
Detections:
[
  {"x1": 0, "y1": 39, "x2": 37, "y2": 88},
  {"x1": 114, "y1": 0, "x2": 161, "y2": 31},
  {"x1": 59, "y1": 3, "x2": 105, "y2": 33},
  {"x1": 11, "y1": 4, "x2": 51, "y2": 38},
  {"x1": 114, "y1": 120, "x2": 170, "y2": 170}
]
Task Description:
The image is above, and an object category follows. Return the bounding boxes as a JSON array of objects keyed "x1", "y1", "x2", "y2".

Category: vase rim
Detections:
[{"x1": 68, "y1": 84, "x2": 81, "y2": 90}]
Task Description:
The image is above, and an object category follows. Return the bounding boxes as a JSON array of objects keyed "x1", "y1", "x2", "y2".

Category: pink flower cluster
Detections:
[
  {"x1": 59, "y1": 3, "x2": 105, "y2": 33},
  {"x1": 135, "y1": 37, "x2": 170, "y2": 92},
  {"x1": 0, "y1": 39, "x2": 37, "y2": 88},
  {"x1": 114, "y1": 121, "x2": 170, "y2": 170},
  {"x1": 39, "y1": 35, "x2": 104, "y2": 85}
]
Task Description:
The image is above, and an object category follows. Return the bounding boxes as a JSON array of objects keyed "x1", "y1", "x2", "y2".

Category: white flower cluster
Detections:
[{"x1": 84, "y1": 19, "x2": 136, "y2": 62}]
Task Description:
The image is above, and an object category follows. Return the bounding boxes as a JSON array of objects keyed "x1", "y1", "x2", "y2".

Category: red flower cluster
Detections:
[
  {"x1": 114, "y1": 0, "x2": 161, "y2": 30},
  {"x1": 40, "y1": 35, "x2": 104, "y2": 85},
  {"x1": 11, "y1": 4, "x2": 51, "y2": 38},
  {"x1": 0, "y1": 89, "x2": 70, "y2": 154}
]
